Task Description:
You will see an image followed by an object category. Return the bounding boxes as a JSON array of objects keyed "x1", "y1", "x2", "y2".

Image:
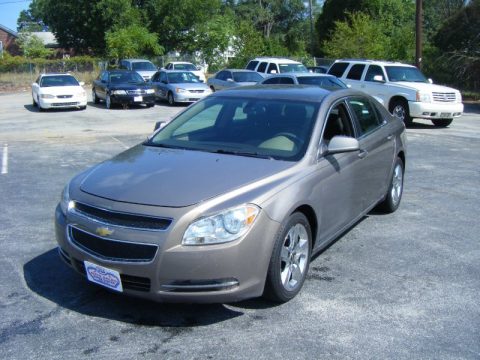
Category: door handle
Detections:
[{"x1": 358, "y1": 149, "x2": 368, "y2": 159}]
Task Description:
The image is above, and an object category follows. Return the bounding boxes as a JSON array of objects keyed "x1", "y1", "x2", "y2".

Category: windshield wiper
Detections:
[{"x1": 213, "y1": 149, "x2": 274, "y2": 160}]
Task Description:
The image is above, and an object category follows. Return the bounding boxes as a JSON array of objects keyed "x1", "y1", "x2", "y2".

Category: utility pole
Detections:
[
  {"x1": 309, "y1": 0, "x2": 315, "y2": 57},
  {"x1": 415, "y1": 0, "x2": 423, "y2": 69}
]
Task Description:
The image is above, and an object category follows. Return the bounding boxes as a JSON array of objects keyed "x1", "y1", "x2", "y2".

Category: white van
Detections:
[{"x1": 246, "y1": 57, "x2": 308, "y2": 75}]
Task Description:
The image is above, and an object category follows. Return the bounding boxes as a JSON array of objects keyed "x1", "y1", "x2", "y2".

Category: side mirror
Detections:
[
  {"x1": 326, "y1": 136, "x2": 359, "y2": 155},
  {"x1": 428, "y1": 78, "x2": 433, "y2": 84},
  {"x1": 373, "y1": 75, "x2": 385, "y2": 83},
  {"x1": 196, "y1": 66, "x2": 202, "y2": 71},
  {"x1": 79, "y1": 81, "x2": 85, "y2": 86},
  {"x1": 154, "y1": 121, "x2": 166, "y2": 131},
  {"x1": 226, "y1": 78, "x2": 234, "y2": 82},
  {"x1": 270, "y1": 70, "x2": 278, "y2": 74}
]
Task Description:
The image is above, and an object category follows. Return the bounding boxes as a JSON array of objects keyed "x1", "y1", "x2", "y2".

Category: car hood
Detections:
[
  {"x1": 109, "y1": 83, "x2": 152, "y2": 90},
  {"x1": 39, "y1": 85, "x2": 83, "y2": 95},
  {"x1": 135, "y1": 70, "x2": 157, "y2": 77},
  {"x1": 80, "y1": 145, "x2": 294, "y2": 207},
  {"x1": 234, "y1": 81, "x2": 258, "y2": 87},
  {"x1": 168, "y1": 82, "x2": 210, "y2": 90},
  {"x1": 393, "y1": 81, "x2": 460, "y2": 93}
]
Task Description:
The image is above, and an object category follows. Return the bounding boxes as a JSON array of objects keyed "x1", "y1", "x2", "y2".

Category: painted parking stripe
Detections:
[{"x1": 1, "y1": 144, "x2": 8, "y2": 174}]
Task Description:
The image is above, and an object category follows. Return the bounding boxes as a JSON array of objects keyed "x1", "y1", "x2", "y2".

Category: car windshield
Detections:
[
  {"x1": 297, "y1": 76, "x2": 347, "y2": 90},
  {"x1": 279, "y1": 63, "x2": 308, "y2": 73},
  {"x1": 232, "y1": 72, "x2": 264, "y2": 83},
  {"x1": 174, "y1": 63, "x2": 197, "y2": 71},
  {"x1": 132, "y1": 62, "x2": 157, "y2": 71},
  {"x1": 385, "y1": 66, "x2": 428, "y2": 82},
  {"x1": 147, "y1": 96, "x2": 319, "y2": 161},
  {"x1": 110, "y1": 72, "x2": 145, "y2": 83},
  {"x1": 167, "y1": 72, "x2": 201, "y2": 83},
  {"x1": 40, "y1": 75, "x2": 79, "y2": 87}
]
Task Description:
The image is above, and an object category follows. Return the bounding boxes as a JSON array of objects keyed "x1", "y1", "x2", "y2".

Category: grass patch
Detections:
[{"x1": 0, "y1": 71, "x2": 98, "y2": 92}]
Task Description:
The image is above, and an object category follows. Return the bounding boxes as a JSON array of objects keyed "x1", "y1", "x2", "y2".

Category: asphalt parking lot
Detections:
[{"x1": 1, "y1": 91, "x2": 479, "y2": 360}]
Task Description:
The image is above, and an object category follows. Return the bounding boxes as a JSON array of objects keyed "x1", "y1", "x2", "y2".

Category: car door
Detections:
[
  {"x1": 158, "y1": 71, "x2": 169, "y2": 99},
  {"x1": 314, "y1": 100, "x2": 365, "y2": 245},
  {"x1": 150, "y1": 72, "x2": 161, "y2": 98},
  {"x1": 344, "y1": 64, "x2": 366, "y2": 91},
  {"x1": 361, "y1": 65, "x2": 389, "y2": 104},
  {"x1": 214, "y1": 71, "x2": 228, "y2": 90},
  {"x1": 346, "y1": 96, "x2": 395, "y2": 210},
  {"x1": 94, "y1": 71, "x2": 108, "y2": 100}
]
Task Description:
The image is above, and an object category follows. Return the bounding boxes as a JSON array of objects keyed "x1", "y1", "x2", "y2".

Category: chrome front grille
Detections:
[
  {"x1": 69, "y1": 226, "x2": 158, "y2": 262},
  {"x1": 57, "y1": 95, "x2": 73, "y2": 99},
  {"x1": 52, "y1": 102, "x2": 79, "y2": 106},
  {"x1": 126, "y1": 89, "x2": 147, "y2": 95},
  {"x1": 432, "y1": 92, "x2": 456, "y2": 103},
  {"x1": 73, "y1": 201, "x2": 172, "y2": 231},
  {"x1": 189, "y1": 90, "x2": 205, "y2": 94}
]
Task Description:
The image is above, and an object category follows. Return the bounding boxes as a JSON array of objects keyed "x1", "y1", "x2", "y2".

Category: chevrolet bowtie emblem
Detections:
[{"x1": 96, "y1": 227, "x2": 114, "y2": 237}]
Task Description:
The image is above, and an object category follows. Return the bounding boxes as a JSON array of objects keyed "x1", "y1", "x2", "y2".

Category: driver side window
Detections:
[{"x1": 323, "y1": 103, "x2": 354, "y2": 142}]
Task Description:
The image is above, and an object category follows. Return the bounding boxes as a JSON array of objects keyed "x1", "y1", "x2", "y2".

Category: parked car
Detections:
[
  {"x1": 260, "y1": 73, "x2": 347, "y2": 91},
  {"x1": 119, "y1": 59, "x2": 158, "y2": 81},
  {"x1": 307, "y1": 66, "x2": 329, "y2": 74},
  {"x1": 55, "y1": 86, "x2": 406, "y2": 304},
  {"x1": 164, "y1": 62, "x2": 206, "y2": 82},
  {"x1": 246, "y1": 57, "x2": 308, "y2": 75},
  {"x1": 327, "y1": 59, "x2": 463, "y2": 127},
  {"x1": 207, "y1": 69, "x2": 264, "y2": 91},
  {"x1": 32, "y1": 73, "x2": 87, "y2": 111},
  {"x1": 92, "y1": 70, "x2": 156, "y2": 109},
  {"x1": 150, "y1": 70, "x2": 212, "y2": 105}
]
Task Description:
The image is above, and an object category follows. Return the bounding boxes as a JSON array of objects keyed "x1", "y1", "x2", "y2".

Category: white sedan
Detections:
[{"x1": 32, "y1": 73, "x2": 88, "y2": 111}]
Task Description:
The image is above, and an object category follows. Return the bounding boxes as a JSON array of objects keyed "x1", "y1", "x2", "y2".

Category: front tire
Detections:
[
  {"x1": 264, "y1": 212, "x2": 312, "y2": 303},
  {"x1": 390, "y1": 99, "x2": 412, "y2": 126},
  {"x1": 376, "y1": 157, "x2": 404, "y2": 213},
  {"x1": 106, "y1": 94, "x2": 112, "y2": 109},
  {"x1": 92, "y1": 89, "x2": 100, "y2": 104},
  {"x1": 432, "y1": 119, "x2": 453, "y2": 127},
  {"x1": 167, "y1": 92, "x2": 175, "y2": 106}
]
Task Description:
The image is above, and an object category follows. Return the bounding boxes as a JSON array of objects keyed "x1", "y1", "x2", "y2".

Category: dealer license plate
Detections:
[
  {"x1": 134, "y1": 96, "x2": 143, "y2": 102},
  {"x1": 440, "y1": 112, "x2": 451, "y2": 118},
  {"x1": 84, "y1": 261, "x2": 123, "y2": 292}
]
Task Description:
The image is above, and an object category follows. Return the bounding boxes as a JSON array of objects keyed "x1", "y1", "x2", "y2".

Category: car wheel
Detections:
[
  {"x1": 79, "y1": 106, "x2": 87, "y2": 110},
  {"x1": 390, "y1": 99, "x2": 412, "y2": 126},
  {"x1": 92, "y1": 89, "x2": 99, "y2": 104},
  {"x1": 210, "y1": 86, "x2": 215, "y2": 92},
  {"x1": 32, "y1": 95, "x2": 37, "y2": 107},
  {"x1": 376, "y1": 157, "x2": 404, "y2": 213},
  {"x1": 432, "y1": 119, "x2": 453, "y2": 127},
  {"x1": 146, "y1": 103, "x2": 154, "y2": 108},
  {"x1": 106, "y1": 94, "x2": 112, "y2": 109},
  {"x1": 167, "y1": 92, "x2": 175, "y2": 106},
  {"x1": 264, "y1": 212, "x2": 312, "y2": 303}
]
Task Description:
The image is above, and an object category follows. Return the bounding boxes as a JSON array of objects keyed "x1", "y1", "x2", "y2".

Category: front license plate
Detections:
[
  {"x1": 84, "y1": 261, "x2": 123, "y2": 292},
  {"x1": 134, "y1": 96, "x2": 143, "y2": 102},
  {"x1": 440, "y1": 112, "x2": 451, "y2": 118}
]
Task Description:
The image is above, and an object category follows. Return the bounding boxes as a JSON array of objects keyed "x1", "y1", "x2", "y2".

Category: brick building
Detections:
[{"x1": 0, "y1": 24, "x2": 20, "y2": 56}]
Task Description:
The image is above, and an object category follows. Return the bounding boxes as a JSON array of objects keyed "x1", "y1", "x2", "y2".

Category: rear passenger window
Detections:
[
  {"x1": 279, "y1": 77, "x2": 294, "y2": 84},
  {"x1": 347, "y1": 97, "x2": 382, "y2": 136},
  {"x1": 246, "y1": 61, "x2": 258, "y2": 71},
  {"x1": 257, "y1": 62, "x2": 268, "y2": 73},
  {"x1": 346, "y1": 64, "x2": 366, "y2": 80},
  {"x1": 328, "y1": 62, "x2": 349, "y2": 77},
  {"x1": 262, "y1": 77, "x2": 280, "y2": 84}
]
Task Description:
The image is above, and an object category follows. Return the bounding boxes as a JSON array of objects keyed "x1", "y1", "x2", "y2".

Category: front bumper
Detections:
[
  {"x1": 409, "y1": 101, "x2": 463, "y2": 119},
  {"x1": 39, "y1": 96, "x2": 87, "y2": 109},
  {"x1": 173, "y1": 91, "x2": 210, "y2": 103},
  {"x1": 110, "y1": 94, "x2": 156, "y2": 105},
  {"x1": 54, "y1": 200, "x2": 279, "y2": 303}
]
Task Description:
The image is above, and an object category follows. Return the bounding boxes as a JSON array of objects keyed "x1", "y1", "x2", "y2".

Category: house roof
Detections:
[{"x1": 0, "y1": 24, "x2": 18, "y2": 37}]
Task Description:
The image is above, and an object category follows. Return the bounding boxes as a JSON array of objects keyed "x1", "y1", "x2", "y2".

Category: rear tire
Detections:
[
  {"x1": 264, "y1": 212, "x2": 312, "y2": 303},
  {"x1": 432, "y1": 119, "x2": 453, "y2": 127},
  {"x1": 376, "y1": 157, "x2": 404, "y2": 213},
  {"x1": 390, "y1": 99, "x2": 412, "y2": 126}
]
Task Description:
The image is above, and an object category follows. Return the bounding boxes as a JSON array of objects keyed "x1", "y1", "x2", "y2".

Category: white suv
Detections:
[
  {"x1": 328, "y1": 59, "x2": 463, "y2": 127},
  {"x1": 246, "y1": 57, "x2": 308, "y2": 75}
]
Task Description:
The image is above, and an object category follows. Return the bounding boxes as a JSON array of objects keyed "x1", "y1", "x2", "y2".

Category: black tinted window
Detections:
[
  {"x1": 328, "y1": 62, "x2": 349, "y2": 77},
  {"x1": 246, "y1": 61, "x2": 259, "y2": 70},
  {"x1": 257, "y1": 62, "x2": 268, "y2": 72},
  {"x1": 279, "y1": 77, "x2": 295, "y2": 84},
  {"x1": 365, "y1": 65, "x2": 385, "y2": 81},
  {"x1": 346, "y1": 64, "x2": 366, "y2": 80},
  {"x1": 267, "y1": 63, "x2": 278, "y2": 74},
  {"x1": 347, "y1": 97, "x2": 381, "y2": 136},
  {"x1": 262, "y1": 77, "x2": 280, "y2": 84}
]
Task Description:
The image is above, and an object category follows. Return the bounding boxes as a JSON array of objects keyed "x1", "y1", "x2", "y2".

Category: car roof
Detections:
[
  {"x1": 168, "y1": 61, "x2": 195, "y2": 65},
  {"x1": 160, "y1": 70, "x2": 196, "y2": 73},
  {"x1": 333, "y1": 59, "x2": 416, "y2": 68},
  {"x1": 122, "y1": 59, "x2": 154, "y2": 63},
  {"x1": 250, "y1": 57, "x2": 302, "y2": 64},
  {"x1": 105, "y1": 69, "x2": 138, "y2": 74},
  {"x1": 220, "y1": 69, "x2": 258, "y2": 73},
  {"x1": 40, "y1": 73, "x2": 76, "y2": 77},
  {"x1": 265, "y1": 73, "x2": 335, "y2": 78}
]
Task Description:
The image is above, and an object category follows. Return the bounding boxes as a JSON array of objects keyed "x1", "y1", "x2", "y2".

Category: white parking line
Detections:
[
  {"x1": 110, "y1": 136, "x2": 129, "y2": 150},
  {"x1": 1, "y1": 144, "x2": 8, "y2": 174}
]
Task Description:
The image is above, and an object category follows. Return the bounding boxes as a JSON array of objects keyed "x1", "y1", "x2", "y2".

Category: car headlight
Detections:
[
  {"x1": 79, "y1": 90, "x2": 87, "y2": 97},
  {"x1": 112, "y1": 90, "x2": 127, "y2": 95},
  {"x1": 416, "y1": 91, "x2": 431, "y2": 103},
  {"x1": 40, "y1": 94, "x2": 55, "y2": 99},
  {"x1": 182, "y1": 204, "x2": 260, "y2": 245},
  {"x1": 145, "y1": 89, "x2": 155, "y2": 94},
  {"x1": 176, "y1": 88, "x2": 187, "y2": 94},
  {"x1": 59, "y1": 183, "x2": 75, "y2": 215}
]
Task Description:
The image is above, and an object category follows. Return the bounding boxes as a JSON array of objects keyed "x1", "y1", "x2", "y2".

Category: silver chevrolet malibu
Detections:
[{"x1": 55, "y1": 86, "x2": 406, "y2": 303}]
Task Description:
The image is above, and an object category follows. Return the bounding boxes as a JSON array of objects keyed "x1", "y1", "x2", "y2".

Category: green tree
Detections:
[
  {"x1": 105, "y1": 25, "x2": 163, "y2": 59},
  {"x1": 16, "y1": 32, "x2": 53, "y2": 58}
]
